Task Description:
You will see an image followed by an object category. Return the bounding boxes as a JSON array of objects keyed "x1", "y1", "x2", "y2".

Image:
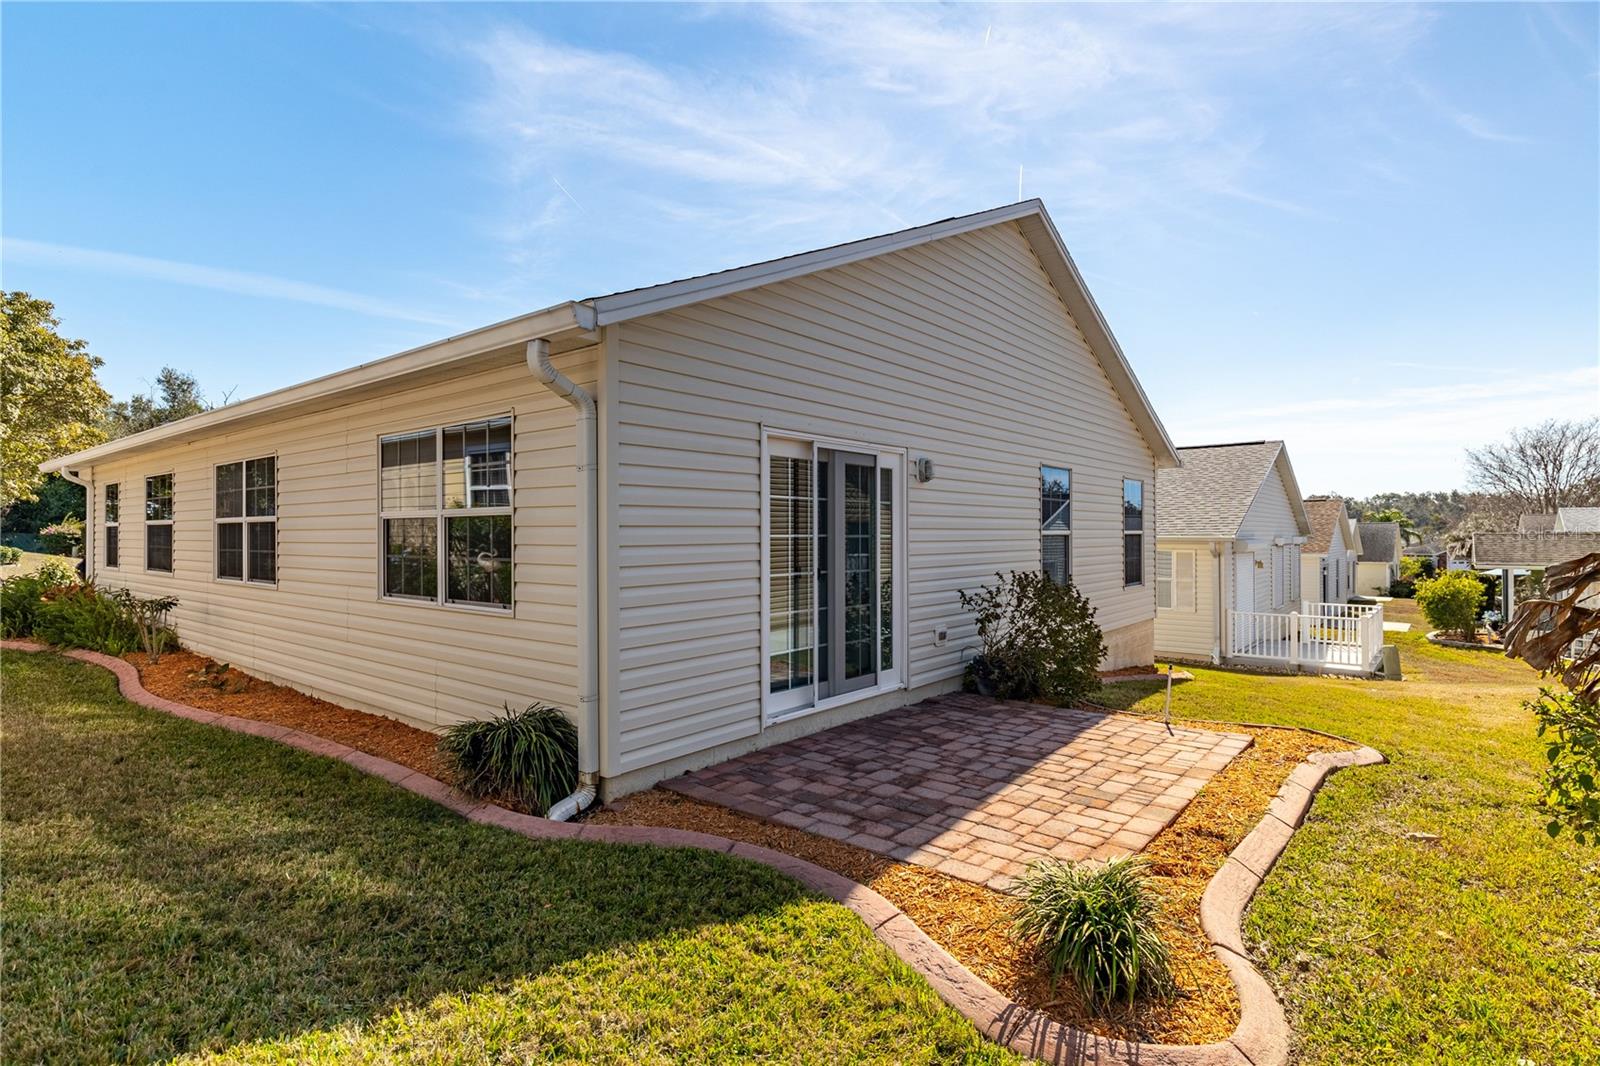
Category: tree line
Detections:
[{"x1": 2, "y1": 291, "x2": 221, "y2": 542}]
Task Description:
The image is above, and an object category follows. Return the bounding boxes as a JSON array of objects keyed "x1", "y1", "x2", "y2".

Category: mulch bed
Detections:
[
  {"x1": 125, "y1": 650, "x2": 451, "y2": 781},
  {"x1": 593, "y1": 718, "x2": 1351, "y2": 1045},
  {"x1": 1097, "y1": 665, "x2": 1161, "y2": 679}
]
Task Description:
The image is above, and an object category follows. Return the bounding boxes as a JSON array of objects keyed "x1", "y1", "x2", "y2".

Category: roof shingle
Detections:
[{"x1": 1154, "y1": 442, "x2": 1286, "y2": 539}]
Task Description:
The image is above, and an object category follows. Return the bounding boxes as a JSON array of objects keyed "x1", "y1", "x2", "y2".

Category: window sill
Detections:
[{"x1": 378, "y1": 595, "x2": 512, "y2": 616}]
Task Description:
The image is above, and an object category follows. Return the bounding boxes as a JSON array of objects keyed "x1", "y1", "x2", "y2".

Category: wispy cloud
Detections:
[{"x1": 2, "y1": 237, "x2": 458, "y2": 326}]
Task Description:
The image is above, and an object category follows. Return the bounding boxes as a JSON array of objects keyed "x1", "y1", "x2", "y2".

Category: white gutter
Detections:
[
  {"x1": 527, "y1": 338, "x2": 599, "y2": 821},
  {"x1": 1212, "y1": 541, "x2": 1225, "y2": 665}
]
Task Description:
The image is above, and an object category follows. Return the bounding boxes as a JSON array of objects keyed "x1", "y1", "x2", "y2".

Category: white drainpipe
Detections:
[
  {"x1": 1212, "y1": 541, "x2": 1225, "y2": 665},
  {"x1": 527, "y1": 338, "x2": 599, "y2": 821},
  {"x1": 59, "y1": 467, "x2": 93, "y2": 581}
]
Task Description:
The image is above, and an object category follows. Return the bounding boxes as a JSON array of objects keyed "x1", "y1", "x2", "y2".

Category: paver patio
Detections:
[{"x1": 662, "y1": 693, "x2": 1253, "y2": 889}]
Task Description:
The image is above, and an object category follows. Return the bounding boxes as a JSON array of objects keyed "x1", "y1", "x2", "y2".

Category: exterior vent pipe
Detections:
[{"x1": 528, "y1": 338, "x2": 599, "y2": 821}]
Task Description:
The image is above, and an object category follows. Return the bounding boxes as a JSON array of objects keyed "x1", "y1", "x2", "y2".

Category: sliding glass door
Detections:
[{"x1": 767, "y1": 437, "x2": 900, "y2": 719}]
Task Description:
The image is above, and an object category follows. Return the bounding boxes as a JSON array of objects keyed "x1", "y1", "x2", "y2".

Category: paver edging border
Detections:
[
  {"x1": 1423, "y1": 630, "x2": 1505, "y2": 651},
  {"x1": 5, "y1": 640, "x2": 1386, "y2": 1066}
]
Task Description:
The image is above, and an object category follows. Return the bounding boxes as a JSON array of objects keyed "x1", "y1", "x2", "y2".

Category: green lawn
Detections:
[
  {"x1": 1, "y1": 652, "x2": 1013, "y2": 1064},
  {"x1": 1094, "y1": 599, "x2": 1600, "y2": 1065}
]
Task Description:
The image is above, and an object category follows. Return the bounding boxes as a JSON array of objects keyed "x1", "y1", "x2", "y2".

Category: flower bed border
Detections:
[{"x1": 4, "y1": 640, "x2": 1384, "y2": 1066}]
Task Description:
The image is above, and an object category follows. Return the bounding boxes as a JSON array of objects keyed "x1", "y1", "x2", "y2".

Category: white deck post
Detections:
[{"x1": 1288, "y1": 610, "x2": 1301, "y2": 668}]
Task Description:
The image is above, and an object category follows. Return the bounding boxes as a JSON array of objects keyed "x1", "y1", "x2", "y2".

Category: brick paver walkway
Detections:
[{"x1": 662, "y1": 693, "x2": 1252, "y2": 889}]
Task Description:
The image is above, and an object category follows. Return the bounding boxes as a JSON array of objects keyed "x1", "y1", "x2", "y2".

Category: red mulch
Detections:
[{"x1": 125, "y1": 650, "x2": 449, "y2": 780}]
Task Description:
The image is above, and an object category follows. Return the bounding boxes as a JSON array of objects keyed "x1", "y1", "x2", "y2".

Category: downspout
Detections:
[
  {"x1": 527, "y1": 338, "x2": 600, "y2": 821},
  {"x1": 1212, "y1": 541, "x2": 1225, "y2": 665},
  {"x1": 60, "y1": 467, "x2": 93, "y2": 582}
]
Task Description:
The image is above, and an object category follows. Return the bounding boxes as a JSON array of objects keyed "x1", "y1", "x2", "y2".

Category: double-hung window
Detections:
[
  {"x1": 145, "y1": 474, "x2": 174, "y2": 572},
  {"x1": 1040, "y1": 466, "x2": 1071, "y2": 585},
  {"x1": 1122, "y1": 478, "x2": 1144, "y2": 586},
  {"x1": 1156, "y1": 549, "x2": 1196, "y2": 611},
  {"x1": 104, "y1": 484, "x2": 120, "y2": 568},
  {"x1": 215, "y1": 457, "x2": 277, "y2": 583},
  {"x1": 379, "y1": 416, "x2": 512, "y2": 609}
]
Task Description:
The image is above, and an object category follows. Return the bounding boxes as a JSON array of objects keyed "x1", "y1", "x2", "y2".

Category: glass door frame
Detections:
[{"x1": 761, "y1": 428, "x2": 907, "y2": 726}]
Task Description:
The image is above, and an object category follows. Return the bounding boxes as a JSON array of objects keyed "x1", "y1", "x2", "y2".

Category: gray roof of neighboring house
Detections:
[
  {"x1": 1302, "y1": 496, "x2": 1349, "y2": 555},
  {"x1": 1556, "y1": 507, "x2": 1600, "y2": 532},
  {"x1": 1357, "y1": 522, "x2": 1401, "y2": 562},
  {"x1": 1519, "y1": 513, "x2": 1557, "y2": 532},
  {"x1": 1403, "y1": 541, "x2": 1447, "y2": 557},
  {"x1": 1154, "y1": 441, "x2": 1307, "y2": 539},
  {"x1": 1472, "y1": 532, "x2": 1600, "y2": 568}
]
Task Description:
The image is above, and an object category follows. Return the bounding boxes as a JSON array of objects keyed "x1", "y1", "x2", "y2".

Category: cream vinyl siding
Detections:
[
  {"x1": 607, "y1": 221, "x2": 1159, "y2": 775},
  {"x1": 1238, "y1": 466, "x2": 1301, "y2": 610},
  {"x1": 84, "y1": 349, "x2": 595, "y2": 731},
  {"x1": 1154, "y1": 539, "x2": 1217, "y2": 660}
]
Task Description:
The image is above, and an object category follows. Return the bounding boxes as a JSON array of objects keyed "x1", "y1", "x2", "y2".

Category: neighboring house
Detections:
[
  {"x1": 1402, "y1": 540, "x2": 1449, "y2": 573},
  {"x1": 1355, "y1": 521, "x2": 1403, "y2": 595},
  {"x1": 41, "y1": 200, "x2": 1180, "y2": 803},
  {"x1": 1152, "y1": 441, "x2": 1309, "y2": 663},
  {"x1": 1554, "y1": 507, "x2": 1600, "y2": 532},
  {"x1": 1519, "y1": 513, "x2": 1557, "y2": 533},
  {"x1": 1301, "y1": 496, "x2": 1358, "y2": 603},
  {"x1": 1472, "y1": 529, "x2": 1600, "y2": 620}
]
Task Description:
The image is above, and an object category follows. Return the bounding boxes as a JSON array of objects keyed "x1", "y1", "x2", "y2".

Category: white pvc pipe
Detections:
[{"x1": 527, "y1": 338, "x2": 600, "y2": 821}]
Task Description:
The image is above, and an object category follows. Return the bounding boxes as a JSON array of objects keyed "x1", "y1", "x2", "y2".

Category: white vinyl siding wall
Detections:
[
  {"x1": 85, "y1": 349, "x2": 595, "y2": 730},
  {"x1": 606, "y1": 221, "x2": 1158, "y2": 776},
  {"x1": 1238, "y1": 465, "x2": 1301, "y2": 611},
  {"x1": 1153, "y1": 539, "x2": 1217, "y2": 661}
]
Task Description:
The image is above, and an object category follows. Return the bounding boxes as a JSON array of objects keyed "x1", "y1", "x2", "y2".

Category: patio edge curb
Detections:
[{"x1": 6, "y1": 641, "x2": 1386, "y2": 1066}]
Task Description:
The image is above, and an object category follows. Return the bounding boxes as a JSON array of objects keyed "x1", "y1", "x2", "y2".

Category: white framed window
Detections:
[
  {"x1": 379, "y1": 416, "x2": 513, "y2": 610},
  {"x1": 1041, "y1": 465, "x2": 1070, "y2": 585},
  {"x1": 144, "y1": 473, "x2": 174, "y2": 572},
  {"x1": 1123, "y1": 479, "x2": 1144, "y2": 586},
  {"x1": 215, "y1": 456, "x2": 277, "y2": 584},
  {"x1": 763, "y1": 432, "x2": 905, "y2": 722},
  {"x1": 104, "y1": 483, "x2": 120, "y2": 569},
  {"x1": 1156, "y1": 549, "x2": 1196, "y2": 611}
]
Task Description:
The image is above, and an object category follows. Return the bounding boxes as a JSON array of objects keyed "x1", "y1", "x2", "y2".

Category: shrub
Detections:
[
  {"x1": 33, "y1": 585, "x2": 143, "y2": 656},
  {"x1": 1416, "y1": 570, "x2": 1486, "y2": 641},
  {"x1": 1399, "y1": 556, "x2": 1425, "y2": 582},
  {"x1": 0, "y1": 563, "x2": 77, "y2": 638},
  {"x1": 37, "y1": 516, "x2": 84, "y2": 556},
  {"x1": 958, "y1": 570, "x2": 1106, "y2": 703},
  {"x1": 1387, "y1": 579, "x2": 1415, "y2": 599},
  {"x1": 1531, "y1": 688, "x2": 1600, "y2": 845},
  {"x1": 102, "y1": 588, "x2": 179, "y2": 662},
  {"x1": 1012, "y1": 856, "x2": 1174, "y2": 1006},
  {"x1": 0, "y1": 545, "x2": 21, "y2": 565},
  {"x1": 439, "y1": 703, "x2": 579, "y2": 816}
]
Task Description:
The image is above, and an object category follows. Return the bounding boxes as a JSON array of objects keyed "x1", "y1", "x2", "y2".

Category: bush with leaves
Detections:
[
  {"x1": 958, "y1": 570, "x2": 1106, "y2": 703},
  {"x1": 1416, "y1": 570, "x2": 1486, "y2": 641},
  {"x1": 439, "y1": 702, "x2": 579, "y2": 816},
  {"x1": 0, "y1": 545, "x2": 20, "y2": 565},
  {"x1": 33, "y1": 585, "x2": 143, "y2": 655},
  {"x1": 0, "y1": 562, "x2": 77, "y2": 637},
  {"x1": 1530, "y1": 688, "x2": 1600, "y2": 845},
  {"x1": 37, "y1": 516, "x2": 83, "y2": 556},
  {"x1": 102, "y1": 587, "x2": 178, "y2": 662},
  {"x1": 1012, "y1": 855, "x2": 1175, "y2": 1006}
]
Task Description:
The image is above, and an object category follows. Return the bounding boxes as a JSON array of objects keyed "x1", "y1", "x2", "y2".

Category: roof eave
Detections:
[{"x1": 42, "y1": 301, "x2": 596, "y2": 474}]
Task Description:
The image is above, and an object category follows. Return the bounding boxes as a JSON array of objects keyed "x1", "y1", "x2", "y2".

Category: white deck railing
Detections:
[{"x1": 1228, "y1": 601, "x2": 1385, "y2": 674}]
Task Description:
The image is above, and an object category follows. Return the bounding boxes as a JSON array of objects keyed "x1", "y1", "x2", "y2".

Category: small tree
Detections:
[
  {"x1": 958, "y1": 571, "x2": 1106, "y2": 703},
  {"x1": 1415, "y1": 570, "x2": 1485, "y2": 642}
]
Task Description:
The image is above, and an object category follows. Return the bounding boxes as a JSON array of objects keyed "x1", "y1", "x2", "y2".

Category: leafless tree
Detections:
[{"x1": 1465, "y1": 418, "x2": 1600, "y2": 516}]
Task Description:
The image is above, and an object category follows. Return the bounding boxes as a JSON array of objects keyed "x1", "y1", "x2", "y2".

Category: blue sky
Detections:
[{"x1": 4, "y1": 2, "x2": 1596, "y2": 496}]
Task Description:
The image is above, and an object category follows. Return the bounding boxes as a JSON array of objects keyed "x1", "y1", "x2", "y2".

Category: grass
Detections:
[
  {"x1": 1, "y1": 652, "x2": 1014, "y2": 1064},
  {"x1": 1092, "y1": 599, "x2": 1600, "y2": 1064},
  {"x1": 0, "y1": 549, "x2": 76, "y2": 577}
]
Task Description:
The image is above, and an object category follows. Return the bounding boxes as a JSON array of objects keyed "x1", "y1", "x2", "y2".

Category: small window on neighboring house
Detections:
[
  {"x1": 1122, "y1": 479, "x2": 1144, "y2": 586},
  {"x1": 1040, "y1": 466, "x2": 1070, "y2": 584},
  {"x1": 145, "y1": 474, "x2": 174, "y2": 572},
  {"x1": 104, "y1": 484, "x2": 120, "y2": 568},
  {"x1": 1157, "y1": 549, "x2": 1196, "y2": 611},
  {"x1": 215, "y1": 457, "x2": 277, "y2": 583},
  {"x1": 380, "y1": 417, "x2": 513, "y2": 609}
]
